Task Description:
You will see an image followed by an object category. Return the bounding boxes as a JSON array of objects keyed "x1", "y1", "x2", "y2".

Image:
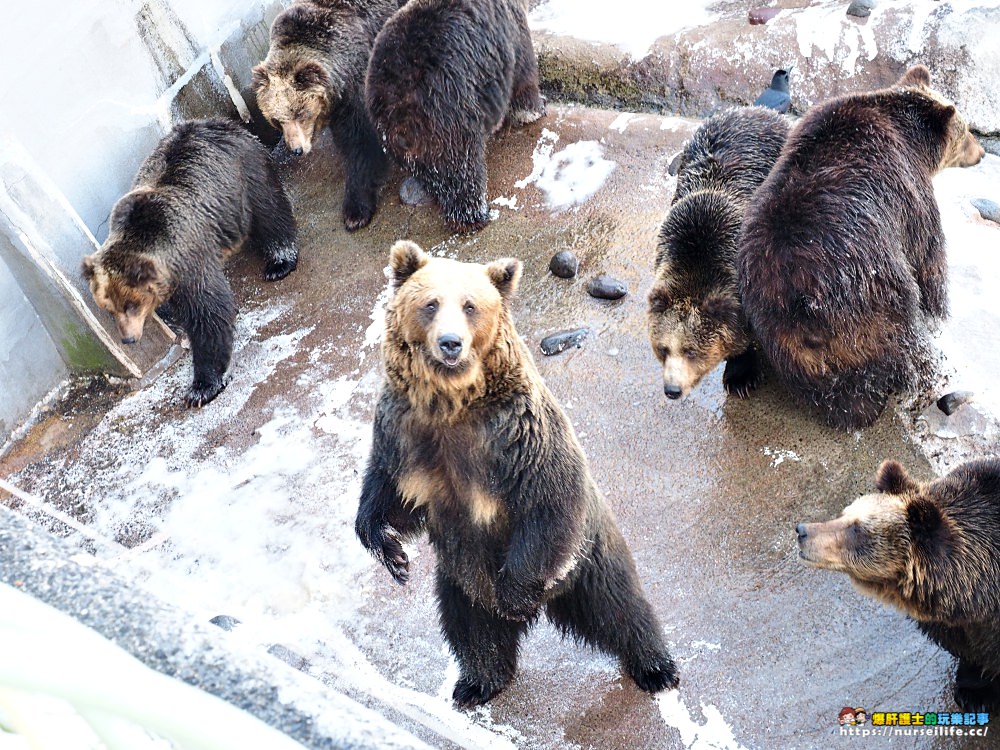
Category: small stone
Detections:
[
  {"x1": 540, "y1": 328, "x2": 589, "y2": 356},
  {"x1": 587, "y1": 275, "x2": 628, "y2": 300},
  {"x1": 667, "y1": 152, "x2": 684, "y2": 176},
  {"x1": 549, "y1": 250, "x2": 579, "y2": 278},
  {"x1": 937, "y1": 391, "x2": 974, "y2": 416},
  {"x1": 749, "y1": 7, "x2": 781, "y2": 24},
  {"x1": 846, "y1": 0, "x2": 875, "y2": 18},
  {"x1": 971, "y1": 198, "x2": 1000, "y2": 225},
  {"x1": 400, "y1": 176, "x2": 433, "y2": 206},
  {"x1": 267, "y1": 643, "x2": 311, "y2": 671},
  {"x1": 209, "y1": 614, "x2": 241, "y2": 631}
]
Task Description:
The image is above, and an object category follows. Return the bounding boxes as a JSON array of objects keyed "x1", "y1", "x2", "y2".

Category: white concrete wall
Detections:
[{"x1": 0, "y1": 0, "x2": 284, "y2": 448}]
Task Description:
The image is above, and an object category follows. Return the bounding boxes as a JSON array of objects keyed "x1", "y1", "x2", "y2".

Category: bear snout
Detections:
[
  {"x1": 796, "y1": 523, "x2": 807, "y2": 541},
  {"x1": 664, "y1": 383, "x2": 684, "y2": 400},
  {"x1": 437, "y1": 333, "x2": 463, "y2": 365},
  {"x1": 121, "y1": 335, "x2": 138, "y2": 345}
]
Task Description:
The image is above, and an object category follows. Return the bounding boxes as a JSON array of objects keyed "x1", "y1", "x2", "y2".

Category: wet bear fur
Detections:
[
  {"x1": 253, "y1": 0, "x2": 398, "y2": 230},
  {"x1": 647, "y1": 107, "x2": 789, "y2": 399},
  {"x1": 356, "y1": 240, "x2": 678, "y2": 707},
  {"x1": 366, "y1": 0, "x2": 545, "y2": 233},
  {"x1": 82, "y1": 119, "x2": 297, "y2": 408},
  {"x1": 798, "y1": 458, "x2": 1000, "y2": 711},
  {"x1": 739, "y1": 65, "x2": 985, "y2": 429}
]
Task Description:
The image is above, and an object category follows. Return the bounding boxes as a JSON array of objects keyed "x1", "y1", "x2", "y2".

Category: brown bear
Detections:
[
  {"x1": 365, "y1": 0, "x2": 545, "y2": 233},
  {"x1": 82, "y1": 119, "x2": 297, "y2": 408},
  {"x1": 648, "y1": 107, "x2": 789, "y2": 399},
  {"x1": 252, "y1": 0, "x2": 398, "y2": 230},
  {"x1": 797, "y1": 458, "x2": 1000, "y2": 711},
  {"x1": 739, "y1": 65, "x2": 984, "y2": 429},
  {"x1": 355, "y1": 241, "x2": 679, "y2": 707}
]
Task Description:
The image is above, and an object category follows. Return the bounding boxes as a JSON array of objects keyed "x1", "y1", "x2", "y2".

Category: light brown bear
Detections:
[
  {"x1": 797, "y1": 458, "x2": 1000, "y2": 711},
  {"x1": 355, "y1": 240, "x2": 679, "y2": 707},
  {"x1": 252, "y1": 0, "x2": 398, "y2": 230}
]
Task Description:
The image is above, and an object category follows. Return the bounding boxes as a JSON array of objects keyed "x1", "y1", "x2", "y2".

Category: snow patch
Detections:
[
  {"x1": 516, "y1": 131, "x2": 616, "y2": 210},
  {"x1": 762, "y1": 447, "x2": 801, "y2": 469},
  {"x1": 657, "y1": 691, "x2": 749, "y2": 750},
  {"x1": 491, "y1": 195, "x2": 519, "y2": 210},
  {"x1": 609, "y1": 113, "x2": 640, "y2": 133}
]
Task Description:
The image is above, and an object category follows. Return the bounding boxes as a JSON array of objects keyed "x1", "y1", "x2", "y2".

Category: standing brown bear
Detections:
[
  {"x1": 82, "y1": 119, "x2": 297, "y2": 408},
  {"x1": 253, "y1": 0, "x2": 398, "y2": 230},
  {"x1": 739, "y1": 65, "x2": 984, "y2": 429},
  {"x1": 797, "y1": 458, "x2": 1000, "y2": 711},
  {"x1": 356, "y1": 241, "x2": 679, "y2": 707},
  {"x1": 648, "y1": 107, "x2": 789, "y2": 400},
  {"x1": 365, "y1": 0, "x2": 545, "y2": 233}
]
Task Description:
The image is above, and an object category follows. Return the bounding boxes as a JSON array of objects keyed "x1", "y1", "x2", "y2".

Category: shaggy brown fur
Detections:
[
  {"x1": 356, "y1": 241, "x2": 678, "y2": 707},
  {"x1": 739, "y1": 65, "x2": 984, "y2": 429},
  {"x1": 797, "y1": 458, "x2": 1000, "y2": 711},
  {"x1": 82, "y1": 119, "x2": 297, "y2": 407},
  {"x1": 648, "y1": 107, "x2": 789, "y2": 399},
  {"x1": 253, "y1": 0, "x2": 397, "y2": 230}
]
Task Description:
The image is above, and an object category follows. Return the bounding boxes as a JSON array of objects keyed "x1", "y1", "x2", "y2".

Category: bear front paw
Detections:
[
  {"x1": 452, "y1": 676, "x2": 511, "y2": 708},
  {"x1": 357, "y1": 520, "x2": 410, "y2": 584},
  {"x1": 264, "y1": 256, "x2": 297, "y2": 281},
  {"x1": 627, "y1": 651, "x2": 681, "y2": 694},
  {"x1": 722, "y1": 350, "x2": 762, "y2": 399},
  {"x1": 954, "y1": 667, "x2": 1000, "y2": 712},
  {"x1": 343, "y1": 195, "x2": 377, "y2": 232},
  {"x1": 495, "y1": 572, "x2": 542, "y2": 621},
  {"x1": 184, "y1": 378, "x2": 226, "y2": 408}
]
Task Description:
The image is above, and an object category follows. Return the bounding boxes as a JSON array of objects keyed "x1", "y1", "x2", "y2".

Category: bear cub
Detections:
[
  {"x1": 739, "y1": 65, "x2": 984, "y2": 429},
  {"x1": 356, "y1": 241, "x2": 679, "y2": 707},
  {"x1": 253, "y1": 0, "x2": 398, "y2": 230},
  {"x1": 366, "y1": 0, "x2": 545, "y2": 233},
  {"x1": 647, "y1": 107, "x2": 788, "y2": 399},
  {"x1": 82, "y1": 118, "x2": 297, "y2": 408},
  {"x1": 797, "y1": 458, "x2": 1000, "y2": 711}
]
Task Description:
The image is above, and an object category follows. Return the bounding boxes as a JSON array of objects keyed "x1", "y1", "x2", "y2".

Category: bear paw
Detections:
[
  {"x1": 495, "y1": 572, "x2": 543, "y2": 621},
  {"x1": 452, "y1": 676, "x2": 511, "y2": 708},
  {"x1": 357, "y1": 520, "x2": 410, "y2": 584},
  {"x1": 627, "y1": 652, "x2": 681, "y2": 694},
  {"x1": 263, "y1": 256, "x2": 297, "y2": 281},
  {"x1": 184, "y1": 378, "x2": 227, "y2": 409},
  {"x1": 723, "y1": 351, "x2": 762, "y2": 399},
  {"x1": 343, "y1": 196, "x2": 376, "y2": 232},
  {"x1": 954, "y1": 667, "x2": 1000, "y2": 712}
]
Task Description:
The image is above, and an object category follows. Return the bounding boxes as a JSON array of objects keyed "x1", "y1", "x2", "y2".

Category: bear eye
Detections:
[
  {"x1": 463, "y1": 301, "x2": 476, "y2": 315},
  {"x1": 423, "y1": 300, "x2": 438, "y2": 314},
  {"x1": 657, "y1": 346, "x2": 671, "y2": 359},
  {"x1": 124, "y1": 302, "x2": 139, "y2": 315},
  {"x1": 684, "y1": 349, "x2": 698, "y2": 360}
]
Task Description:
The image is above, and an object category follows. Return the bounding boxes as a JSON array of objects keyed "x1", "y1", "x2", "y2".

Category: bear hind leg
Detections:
[
  {"x1": 437, "y1": 570, "x2": 527, "y2": 708},
  {"x1": 545, "y1": 536, "x2": 679, "y2": 694},
  {"x1": 335, "y1": 104, "x2": 389, "y2": 231},
  {"x1": 412, "y1": 147, "x2": 490, "y2": 234},
  {"x1": 954, "y1": 658, "x2": 1000, "y2": 711},
  {"x1": 248, "y1": 163, "x2": 298, "y2": 281}
]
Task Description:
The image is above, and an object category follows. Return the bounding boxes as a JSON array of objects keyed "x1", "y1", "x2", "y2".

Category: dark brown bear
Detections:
[
  {"x1": 365, "y1": 0, "x2": 545, "y2": 233},
  {"x1": 648, "y1": 107, "x2": 789, "y2": 399},
  {"x1": 356, "y1": 241, "x2": 679, "y2": 707},
  {"x1": 797, "y1": 458, "x2": 1000, "y2": 711},
  {"x1": 739, "y1": 65, "x2": 984, "y2": 429},
  {"x1": 253, "y1": 0, "x2": 398, "y2": 230},
  {"x1": 82, "y1": 119, "x2": 297, "y2": 408}
]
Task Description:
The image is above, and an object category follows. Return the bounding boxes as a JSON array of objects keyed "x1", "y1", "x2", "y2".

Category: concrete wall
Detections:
[{"x1": 0, "y1": 0, "x2": 283, "y2": 447}]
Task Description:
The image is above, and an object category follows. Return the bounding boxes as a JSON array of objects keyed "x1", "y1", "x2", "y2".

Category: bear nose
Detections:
[
  {"x1": 291, "y1": 146, "x2": 303, "y2": 156},
  {"x1": 438, "y1": 334, "x2": 463, "y2": 360},
  {"x1": 796, "y1": 523, "x2": 807, "y2": 541},
  {"x1": 664, "y1": 384, "x2": 683, "y2": 400},
  {"x1": 121, "y1": 335, "x2": 137, "y2": 345}
]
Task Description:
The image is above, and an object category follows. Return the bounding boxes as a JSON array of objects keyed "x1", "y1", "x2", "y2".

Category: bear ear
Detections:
[
  {"x1": 906, "y1": 496, "x2": 943, "y2": 536},
  {"x1": 648, "y1": 286, "x2": 671, "y2": 314},
  {"x1": 81, "y1": 254, "x2": 97, "y2": 280},
  {"x1": 251, "y1": 64, "x2": 269, "y2": 91},
  {"x1": 898, "y1": 64, "x2": 932, "y2": 89},
  {"x1": 293, "y1": 61, "x2": 330, "y2": 91},
  {"x1": 486, "y1": 258, "x2": 522, "y2": 300},
  {"x1": 121, "y1": 255, "x2": 162, "y2": 287},
  {"x1": 701, "y1": 292, "x2": 740, "y2": 325},
  {"x1": 389, "y1": 240, "x2": 429, "y2": 288},
  {"x1": 875, "y1": 460, "x2": 920, "y2": 495}
]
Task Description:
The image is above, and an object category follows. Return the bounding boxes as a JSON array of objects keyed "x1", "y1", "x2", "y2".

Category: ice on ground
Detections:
[
  {"x1": 609, "y1": 113, "x2": 640, "y2": 133},
  {"x1": 529, "y1": 0, "x2": 718, "y2": 59},
  {"x1": 657, "y1": 691, "x2": 749, "y2": 750},
  {"x1": 516, "y1": 130, "x2": 616, "y2": 211},
  {"x1": 761, "y1": 447, "x2": 802, "y2": 469}
]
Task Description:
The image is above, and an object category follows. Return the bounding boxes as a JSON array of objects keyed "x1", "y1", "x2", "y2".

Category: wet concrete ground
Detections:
[{"x1": 2, "y1": 105, "x2": 997, "y2": 749}]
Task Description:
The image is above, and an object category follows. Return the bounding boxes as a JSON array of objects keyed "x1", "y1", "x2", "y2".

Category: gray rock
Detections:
[
  {"x1": 209, "y1": 614, "x2": 242, "y2": 631},
  {"x1": 971, "y1": 198, "x2": 1000, "y2": 225},
  {"x1": 400, "y1": 176, "x2": 433, "y2": 206},
  {"x1": 587, "y1": 275, "x2": 628, "y2": 300},
  {"x1": 846, "y1": 0, "x2": 876, "y2": 18},
  {"x1": 549, "y1": 250, "x2": 579, "y2": 278},
  {"x1": 540, "y1": 328, "x2": 589, "y2": 355},
  {"x1": 937, "y1": 390, "x2": 975, "y2": 416}
]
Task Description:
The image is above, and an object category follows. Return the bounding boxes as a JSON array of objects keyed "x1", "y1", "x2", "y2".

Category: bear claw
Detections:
[
  {"x1": 184, "y1": 379, "x2": 226, "y2": 408},
  {"x1": 628, "y1": 653, "x2": 681, "y2": 694},
  {"x1": 264, "y1": 258, "x2": 297, "y2": 281},
  {"x1": 452, "y1": 676, "x2": 510, "y2": 708}
]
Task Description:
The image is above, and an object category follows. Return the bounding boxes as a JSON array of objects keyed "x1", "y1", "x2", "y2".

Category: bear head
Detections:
[
  {"x1": 382, "y1": 240, "x2": 522, "y2": 411},
  {"x1": 647, "y1": 191, "x2": 748, "y2": 399},
  {"x1": 796, "y1": 459, "x2": 956, "y2": 618},
  {"x1": 81, "y1": 189, "x2": 171, "y2": 345},
  {"x1": 895, "y1": 64, "x2": 984, "y2": 169},
  {"x1": 253, "y1": 53, "x2": 334, "y2": 156}
]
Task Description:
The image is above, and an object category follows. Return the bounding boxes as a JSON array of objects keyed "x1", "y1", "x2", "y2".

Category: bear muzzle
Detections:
[
  {"x1": 437, "y1": 333, "x2": 464, "y2": 367},
  {"x1": 795, "y1": 520, "x2": 846, "y2": 568}
]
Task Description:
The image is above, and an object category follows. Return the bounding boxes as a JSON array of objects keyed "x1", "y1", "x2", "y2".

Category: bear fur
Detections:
[
  {"x1": 365, "y1": 0, "x2": 545, "y2": 233},
  {"x1": 738, "y1": 65, "x2": 985, "y2": 429},
  {"x1": 648, "y1": 107, "x2": 789, "y2": 399},
  {"x1": 253, "y1": 0, "x2": 398, "y2": 230},
  {"x1": 797, "y1": 458, "x2": 1000, "y2": 711},
  {"x1": 82, "y1": 118, "x2": 297, "y2": 408},
  {"x1": 356, "y1": 240, "x2": 678, "y2": 707}
]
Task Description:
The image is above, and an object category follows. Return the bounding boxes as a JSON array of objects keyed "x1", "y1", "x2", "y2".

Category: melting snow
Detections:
[
  {"x1": 515, "y1": 130, "x2": 616, "y2": 210},
  {"x1": 657, "y1": 691, "x2": 749, "y2": 750}
]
